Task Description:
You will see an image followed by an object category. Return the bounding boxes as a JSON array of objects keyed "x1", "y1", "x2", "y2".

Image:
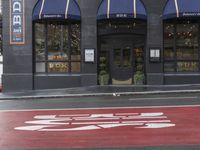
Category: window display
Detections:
[
  {"x1": 177, "y1": 62, "x2": 199, "y2": 72},
  {"x1": 34, "y1": 22, "x2": 81, "y2": 73},
  {"x1": 164, "y1": 21, "x2": 200, "y2": 72},
  {"x1": 35, "y1": 23, "x2": 45, "y2": 61}
]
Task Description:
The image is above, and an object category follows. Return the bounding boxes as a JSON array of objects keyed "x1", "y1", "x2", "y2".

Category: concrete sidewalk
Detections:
[{"x1": 1, "y1": 84, "x2": 200, "y2": 100}]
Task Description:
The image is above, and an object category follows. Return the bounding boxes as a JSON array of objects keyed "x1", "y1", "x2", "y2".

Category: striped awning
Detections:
[
  {"x1": 97, "y1": 0, "x2": 147, "y2": 20},
  {"x1": 33, "y1": 0, "x2": 81, "y2": 21},
  {"x1": 163, "y1": 0, "x2": 200, "y2": 20}
]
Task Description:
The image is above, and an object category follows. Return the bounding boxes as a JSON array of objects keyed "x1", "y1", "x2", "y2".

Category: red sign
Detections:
[{"x1": 0, "y1": 105, "x2": 200, "y2": 149}]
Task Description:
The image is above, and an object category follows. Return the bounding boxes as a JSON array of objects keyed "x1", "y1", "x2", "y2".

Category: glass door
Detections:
[{"x1": 111, "y1": 43, "x2": 134, "y2": 85}]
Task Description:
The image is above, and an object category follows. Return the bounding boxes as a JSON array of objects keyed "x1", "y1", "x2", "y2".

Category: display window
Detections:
[
  {"x1": 164, "y1": 21, "x2": 200, "y2": 72},
  {"x1": 34, "y1": 22, "x2": 81, "y2": 73}
]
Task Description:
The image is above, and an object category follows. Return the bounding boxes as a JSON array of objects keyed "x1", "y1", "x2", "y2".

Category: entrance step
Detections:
[{"x1": 112, "y1": 78, "x2": 132, "y2": 85}]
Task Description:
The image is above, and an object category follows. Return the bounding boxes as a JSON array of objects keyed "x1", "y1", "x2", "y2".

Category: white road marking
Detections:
[
  {"x1": 129, "y1": 96, "x2": 198, "y2": 101},
  {"x1": 0, "y1": 100, "x2": 13, "y2": 102},
  {"x1": 15, "y1": 112, "x2": 175, "y2": 131},
  {"x1": 72, "y1": 120, "x2": 171, "y2": 125}
]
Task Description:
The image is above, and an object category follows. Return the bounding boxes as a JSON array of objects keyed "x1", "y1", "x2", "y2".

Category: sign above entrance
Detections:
[
  {"x1": 97, "y1": 0, "x2": 147, "y2": 20},
  {"x1": 10, "y1": 0, "x2": 25, "y2": 44}
]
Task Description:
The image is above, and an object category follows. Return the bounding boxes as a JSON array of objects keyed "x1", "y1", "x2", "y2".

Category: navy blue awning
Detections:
[
  {"x1": 163, "y1": 0, "x2": 200, "y2": 20},
  {"x1": 33, "y1": 0, "x2": 81, "y2": 21},
  {"x1": 97, "y1": 0, "x2": 147, "y2": 20}
]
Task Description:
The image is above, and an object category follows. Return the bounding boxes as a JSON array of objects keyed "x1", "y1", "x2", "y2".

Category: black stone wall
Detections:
[
  {"x1": 2, "y1": 0, "x2": 37, "y2": 91},
  {"x1": 142, "y1": 0, "x2": 167, "y2": 85}
]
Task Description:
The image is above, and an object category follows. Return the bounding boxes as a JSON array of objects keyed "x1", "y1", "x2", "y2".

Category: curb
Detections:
[{"x1": 1, "y1": 89, "x2": 200, "y2": 100}]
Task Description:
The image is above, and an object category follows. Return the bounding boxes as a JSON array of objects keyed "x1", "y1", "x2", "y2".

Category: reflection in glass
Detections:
[
  {"x1": 114, "y1": 49, "x2": 121, "y2": 67},
  {"x1": 47, "y1": 24, "x2": 63, "y2": 61},
  {"x1": 176, "y1": 23, "x2": 198, "y2": 47},
  {"x1": 164, "y1": 24, "x2": 175, "y2": 61},
  {"x1": 71, "y1": 24, "x2": 81, "y2": 61},
  {"x1": 135, "y1": 48, "x2": 144, "y2": 72},
  {"x1": 164, "y1": 48, "x2": 174, "y2": 61},
  {"x1": 34, "y1": 22, "x2": 81, "y2": 73},
  {"x1": 63, "y1": 25, "x2": 69, "y2": 60},
  {"x1": 35, "y1": 23, "x2": 45, "y2": 61},
  {"x1": 176, "y1": 48, "x2": 198, "y2": 60},
  {"x1": 164, "y1": 21, "x2": 200, "y2": 72},
  {"x1": 176, "y1": 23, "x2": 198, "y2": 61},
  {"x1": 164, "y1": 24, "x2": 174, "y2": 42},
  {"x1": 123, "y1": 48, "x2": 131, "y2": 67}
]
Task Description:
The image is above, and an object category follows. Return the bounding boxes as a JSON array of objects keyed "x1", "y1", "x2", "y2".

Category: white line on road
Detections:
[
  {"x1": 129, "y1": 96, "x2": 198, "y2": 101},
  {"x1": 0, "y1": 100, "x2": 13, "y2": 102}
]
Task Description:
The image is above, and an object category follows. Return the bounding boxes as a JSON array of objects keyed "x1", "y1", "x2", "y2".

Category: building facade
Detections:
[{"x1": 2, "y1": 0, "x2": 200, "y2": 91}]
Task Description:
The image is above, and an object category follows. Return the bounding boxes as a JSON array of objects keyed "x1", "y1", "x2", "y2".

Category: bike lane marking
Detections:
[{"x1": 0, "y1": 105, "x2": 200, "y2": 149}]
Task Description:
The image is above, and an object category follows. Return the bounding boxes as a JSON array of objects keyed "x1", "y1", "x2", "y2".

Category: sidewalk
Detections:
[{"x1": 1, "y1": 84, "x2": 200, "y2": 100}]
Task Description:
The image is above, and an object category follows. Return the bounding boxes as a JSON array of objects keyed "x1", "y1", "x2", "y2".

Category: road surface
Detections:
[{"x1": 0, "y1": 93, "x2": 200, "y2": 150}]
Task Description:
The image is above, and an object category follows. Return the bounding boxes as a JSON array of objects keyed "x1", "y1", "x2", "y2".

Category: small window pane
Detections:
[
  {"x1": 177, "y1": 61, "x2": 199, "y2": 72},
  {"x1": 71, "y1": 62, "x2": 80, "y2": 72},
  {"x1": 47, "y1": 24, "x2": 68, "y2": 61},
  {"x1": 164, "y1": 48, "x2": 174, "y2": 61},
  {"x1": 0, "y1": 26, "x2": 2, "y2": 55},
  {"x1": 164, "y1": 24, "x2": 175, "y2": 46},
  {"x1": 176, "y1": 23, "x2": 199, "y2": 61},
  {"x1": 164, "y1": 62, "x2": 175, "y2": 72},
  {"x1": 176, "y1": 23, "x2": 198, "y2": 47},
  {"x1": 114, "y1": 49, "x2": 121, "y2": 67},
  {"x1": 123, "y1": 48, "x2": 131, "y2": 68},
  {"x1": 70, "y1": 24, "x2": 81, "y2": 61},
  {"x1": 164, "y1": 23, "x2": 175, "y2": 61},
  {"x1": 176, "y1": 48, "x2": 198, "y2": 60},
  {"x1": 48, "y1": 62, "x2": 69, "y2": 73},
  {"x1": 35, "y1": 23, "x2": 45, "y2": 61},
  {"x1": 36, "y1": 63, "x2": 45, "y2": 72},
  {"x1": 34, "y1": 22, "x2": 81, "y2": 74},
  {"x1": 63, "y1": 25, "x2": 69, "y2": 61}
]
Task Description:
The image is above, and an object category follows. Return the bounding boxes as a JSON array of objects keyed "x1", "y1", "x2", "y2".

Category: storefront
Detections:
[
  {"x1": 2, "y1": 0, "x2": 200, "y2": 91},
  {"x1": 97, "y1": 0, "x2": 147, "y2": 85},
  {"x1": 163, "y1": 0, "x2": 200, "y2": 84}
]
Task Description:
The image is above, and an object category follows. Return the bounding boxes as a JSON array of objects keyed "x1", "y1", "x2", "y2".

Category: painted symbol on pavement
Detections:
[{"x1": 15, "y1": 112, "x2": 175, "y2": 131}]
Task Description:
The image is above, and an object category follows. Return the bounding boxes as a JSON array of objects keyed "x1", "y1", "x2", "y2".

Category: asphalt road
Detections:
[{"x1": 1, "y1": 92, "x2": 200, "y2": 150}]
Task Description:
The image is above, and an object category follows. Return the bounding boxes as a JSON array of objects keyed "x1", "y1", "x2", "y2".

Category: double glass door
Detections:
[
  {"x1": 99, "y1": 35, "x2": 145, "y2": 85},
  {"x1": 111, "y1": 42, "x2": 134, "y2": 84}
]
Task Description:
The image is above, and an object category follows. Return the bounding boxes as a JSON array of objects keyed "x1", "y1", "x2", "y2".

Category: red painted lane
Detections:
[{"x1": 0, "y1": 106, "x2": 200, "y2": 149}]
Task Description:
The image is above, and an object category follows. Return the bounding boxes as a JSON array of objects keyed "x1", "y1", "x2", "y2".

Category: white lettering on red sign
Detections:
[{"x1": 15, "y1": 112, "x2": 175, "y2": 131}]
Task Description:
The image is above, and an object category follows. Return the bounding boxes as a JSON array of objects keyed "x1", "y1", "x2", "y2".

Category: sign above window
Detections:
[
  {"x1": 10, "y1": 0, "x2": 25, "y2": 44},
  {"x1": 116, "y1": 14, "x2": 128, "y2": 18}
]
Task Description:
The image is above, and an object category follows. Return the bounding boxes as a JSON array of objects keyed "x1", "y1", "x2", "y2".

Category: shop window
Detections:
[
  {"x1": 164, "y1": 21, "x2": 200, "y2": 72},
  {"x1": 34, "y1": 22, "x2": 81, "y2": 73}
]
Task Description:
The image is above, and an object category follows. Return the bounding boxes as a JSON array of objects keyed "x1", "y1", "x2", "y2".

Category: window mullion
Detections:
[
  {"x1": 199, "y1": 23, "x2": 200, "y2": 72},
  {"x1": 61, "y1": 25, "x2": 64, "y2": 58},
  {"x1": 68, "y1": 23, "x2": 72, "y2": 73},
  {"x1": 174, "y1": 21, "x2": 177, "y2": 72},
  {"x1": 45, "y1": 22, "x2": 48, "y2": 73}
]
